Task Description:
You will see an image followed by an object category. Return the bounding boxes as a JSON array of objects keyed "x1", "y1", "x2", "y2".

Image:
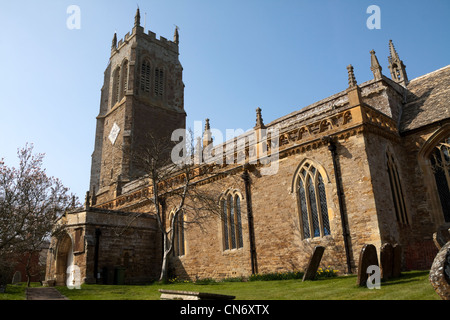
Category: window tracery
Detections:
[
  {"x1": 295, "y1": 160, "x2": 331, "y2": 239},
  {"x1": 220, "y1": 190, "x2": 244, "y2": 250},
  {"x1": 430, "y1": 136, "x2": 450, "y2": 222}
]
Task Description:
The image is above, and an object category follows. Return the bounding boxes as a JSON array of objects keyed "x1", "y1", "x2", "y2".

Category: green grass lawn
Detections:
[
  {"x1": 0, "y1": 282, "x2": 41, "y2": 300},
  {"x1": 0, "y1": 270, "x2": 441, "y2": 300},
  {"x1": 57, "y1": 270, "x2": 439, "y2": 300}
]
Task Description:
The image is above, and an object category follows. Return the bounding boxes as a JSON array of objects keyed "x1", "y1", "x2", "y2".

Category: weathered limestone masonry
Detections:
[
  {"x1": 90, "y1": 8, "x2": 185, "y2": 206},
  {"x1": 45, "y1": 208, "x2": 160, "y2": 285},
  {"x1": 46, "y1": 10, "x2": 449, "y2": 285}
]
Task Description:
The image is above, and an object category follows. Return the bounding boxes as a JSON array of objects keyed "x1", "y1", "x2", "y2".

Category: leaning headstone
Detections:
[
  {"x1": 302, "y1": 246, "x2": 325, "y2": 281},
  {"x1": 11, "y1": 271, "x2": 22, "y2": 284},
  {"x1": 392, "y1": 243, "x2": 402, "y2": 278},
  {"x1": 429, "y1": 241, "x2": 450, "y2": 300},
  {"x1": 380, "y1": 243, "x2": 393, "y2": 280},
  {"x1": 357, "y1": 244, "x2": 379, "y2": 287},
  {"x1": 159, "y1": 290, "x2": 235, "y2": 300}
]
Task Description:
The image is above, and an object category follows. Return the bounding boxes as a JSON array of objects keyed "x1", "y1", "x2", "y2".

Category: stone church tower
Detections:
[{"x1": 89, "y1": 9, "x2": 186, "y2": 205}]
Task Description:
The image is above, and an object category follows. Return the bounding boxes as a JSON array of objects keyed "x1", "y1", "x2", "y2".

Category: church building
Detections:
[{"x1": 45, "y1": 10, "x2": 449, "y2": 285}]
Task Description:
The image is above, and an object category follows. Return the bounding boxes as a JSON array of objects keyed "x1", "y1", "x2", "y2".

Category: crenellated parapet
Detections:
[{"x1": 110, "y1": 8, "x2": 179, "y2": 59}]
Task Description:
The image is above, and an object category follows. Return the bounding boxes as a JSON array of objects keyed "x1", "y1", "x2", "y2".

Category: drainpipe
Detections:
[
  {"x1": 241, "y1": 169, "x2": 258, "y2": 275},
  {"x1": 159, "y1": 198, "x2": 166, "y2": 266},
  {"x1": 323, "y1": 137, "x2": 352, "y2": 274}
]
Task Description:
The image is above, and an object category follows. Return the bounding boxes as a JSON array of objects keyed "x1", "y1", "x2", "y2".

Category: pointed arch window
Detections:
[
  {"x1": 154, "y1": 67, "x2": 164, "y2": 97},
  {"x1": 386, "y1": 152, "x2": 409, "y2": 225},
  {"x1": 220, "y1": 191, "x2": 243, "y2": 250},
  {"x1": 120, "y1": 60, "x2": 128, "y2": 100},
  {"x1": 296, "y1": 161, "x2": 331, "y2": 239},
  {"x1": 112, "y1": 66, "x2": 121, "y2": 105},
  {"x1": 430, "y1": 136, "x2": 450, "y2": 222},
  {"x1": 171, "y1": 210, "x2": 185, "y2": 257},
  {"x1": 140, "y1": 59, "x2": 151, "y2": 93}
]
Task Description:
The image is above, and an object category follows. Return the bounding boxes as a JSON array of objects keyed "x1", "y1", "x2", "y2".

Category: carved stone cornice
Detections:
[{"x1": 94, "y1": 105, "x2": 401, "y2": 211}]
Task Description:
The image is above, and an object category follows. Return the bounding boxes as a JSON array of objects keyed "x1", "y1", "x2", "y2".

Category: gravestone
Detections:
[
  {"x1": 302, "y1": 246, "x2": 325, "y2": 281},
  {"x1": 159, "y1": 290, "x2": 235, "y2": 300},
  {"x1": 429, "y1": 241, "x2": 450, "y2": 300},
  {"x1": 11, "y1": 271, "x2": 22, "y2": 284},
  {"x1": 392, "y1": 243, "x2": 402, "y2": 278},
  {"x1": 380, "y1": 243, "x2": 393, "y2": 280},
  {"x1": 357, "y1": 244, "x2": 378, "y2": 287}
]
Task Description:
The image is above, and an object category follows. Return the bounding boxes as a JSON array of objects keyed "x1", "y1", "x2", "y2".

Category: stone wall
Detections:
[
  {"x1": 46, "y1": 209, "x2": 161, "y2": 285},
  {"x1": 399, "y1": 124, "x2": 446, "y2": 269},
  {"x1": 165, "y1": 128, "x2": 384, "y2": 280}
]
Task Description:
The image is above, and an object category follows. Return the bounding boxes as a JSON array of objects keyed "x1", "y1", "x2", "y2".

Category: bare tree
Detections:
[
  {"x1": 0, "y1": 144, "x2": 78, "y2": 287},
  {"x1": 128, "y1": 131, "x2": 222, "y2": 282}
]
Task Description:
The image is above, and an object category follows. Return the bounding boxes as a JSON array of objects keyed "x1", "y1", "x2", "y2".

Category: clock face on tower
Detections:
[{"x1": 108, "y1": 122, "x2": 121, "y2": 145}]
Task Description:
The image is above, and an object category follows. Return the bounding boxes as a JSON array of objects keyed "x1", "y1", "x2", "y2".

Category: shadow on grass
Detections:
[
  {"x1": 52, "y1": 270, "x2": 437, "y2": 300},
  {"x1": 380, "y1": 270, "x2": 430, "y2": 287}
]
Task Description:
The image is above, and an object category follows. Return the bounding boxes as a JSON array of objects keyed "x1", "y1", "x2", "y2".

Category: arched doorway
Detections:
[{"x1": 54, "y1": 233, "x2": 74, "y2": 286}]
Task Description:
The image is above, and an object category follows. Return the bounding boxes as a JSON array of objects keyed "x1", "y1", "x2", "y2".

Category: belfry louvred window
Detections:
[
  {"x1": 296, "y1": 161, "x2": 331, "y2": 239},
  {"x1": 154, "y1": 67, "x2": 164, "y2": 96},
  {"x1": 140, "y1": 60, "x2": 151, "y2": 93},
  {"x1": 112, "y1": 67, "x2": 121, "y2": 104},
  {"x1": 120, "y1": 61, "x2": 128, "y2": 100},
  {"x1": 221, "y1": 191, "x2": 244, "y2": 250}
]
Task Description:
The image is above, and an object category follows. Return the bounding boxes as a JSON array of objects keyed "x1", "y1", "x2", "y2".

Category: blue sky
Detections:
[{"x1": 0, "y1": 0, "x2": 449, "y2": 200}]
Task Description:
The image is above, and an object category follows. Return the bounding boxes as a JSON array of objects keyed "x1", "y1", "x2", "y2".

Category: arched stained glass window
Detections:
[
  {"x1": 236, "y1": 197, "x2": 243, "y2": 248},
  {"x1": 171, "y1": 210, "x2": 185, "y2": 257},
  {"x1": 296, "y1": 161, "x2": 331, "y2": 239},
  {"x1": 222, "y1": 198, "x2": 229, "y2": 250},
  {"x1": 317, "y1": 174, "x2": 330, "y2": 235},
  {"x1": 430, "y1": 136, "x2": 450, "y2": 222},
  {"x1": 298, "y1": 179, "x2": 310, "y2": 239},
  {"x1": 220, "y1": 191, "x2": 244, "y2": 251}
]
